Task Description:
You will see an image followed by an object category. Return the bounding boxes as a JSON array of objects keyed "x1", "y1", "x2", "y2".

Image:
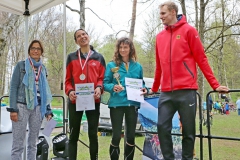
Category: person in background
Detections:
[
  {"x1": 214, "y1": 100, "x2": 221, "y2": 114},
  {"x1": 103, "y1": 37, "x2": 148, "y2": 160},
  {"x1": 236, "y1": 97, "x2": 240, "y2": 116},
  {"x1": 8, "y1": 40, "x2": 53, "y2": 160},
  {"x1": 225, "y1": 102, "x2": 230, "y2": 115},
  {"x1": 221, "y1": 103, "x2": 225, "y2": 115},
  {"x1": 149, "y1": 1, "x2": 229, "y2": 159},
  {"x1": 65, "y1": 29, "x2": 106, "y2": 160},
  {"x1": 208, "y1": 95, "x2": 213, "y2": 115}
]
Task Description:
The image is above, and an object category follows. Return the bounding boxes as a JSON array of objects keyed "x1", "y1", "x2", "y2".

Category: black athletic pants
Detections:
[
  {"x1": 157, "y1": 90, "x2": 197, "y2": 160},
  {"x1": 68, "y1": 102, "x2": 100, "y2": 160}
]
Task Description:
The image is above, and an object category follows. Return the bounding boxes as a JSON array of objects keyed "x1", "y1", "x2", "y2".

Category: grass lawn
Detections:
[
  {"x1": 194, "y1": 111, "x2": 240, "y2": 160},
  {"x1": 48, "y1": 110, "x2": 240, "y2": 160}
]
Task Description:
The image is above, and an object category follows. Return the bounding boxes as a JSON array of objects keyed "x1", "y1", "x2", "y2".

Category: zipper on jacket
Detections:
[
  {"x1": 183, "y1": 62, "x2": 194, "y2": 78},
  {"x1": 87, "y1": 61, "x2": 89, "y2": 83},
  {"x1": 170, "y1": 28, "x2": 173, "y2": 91},
  {"x1": 124, "y1": 62, "x2": 128, "y2": 73}
]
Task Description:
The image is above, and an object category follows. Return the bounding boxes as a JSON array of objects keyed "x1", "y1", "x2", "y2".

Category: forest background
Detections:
[{"x1": 0, "y1": 0, "x2": 240, "y2": 103}]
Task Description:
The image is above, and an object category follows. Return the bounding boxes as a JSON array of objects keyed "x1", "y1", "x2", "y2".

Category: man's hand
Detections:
[
  {"x1": 148, "y1": 89, "x2": 154, "y2": 95},
  {"x1": 215, "y1": 86, "x2": 229, "y2": 93},
  {"x1": 10, "y1": 112, "x2": 18, "y2": 122}
]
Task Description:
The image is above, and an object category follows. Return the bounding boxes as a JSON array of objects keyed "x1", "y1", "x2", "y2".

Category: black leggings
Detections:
[
  {"x1": 68, "y1": 102, "x2": 100, "y2": 160},
  {"x1": 110, "y1": 106, "x2": 138, "y2": 146}
]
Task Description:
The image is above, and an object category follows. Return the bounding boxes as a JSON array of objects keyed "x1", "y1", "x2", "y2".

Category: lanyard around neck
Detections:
[
  {"x1": 78, "y1": 49, "x2": 92, "y2": 71},
  {"x1": 29, "y1": 57, "x2": 42, "y2": 82}
]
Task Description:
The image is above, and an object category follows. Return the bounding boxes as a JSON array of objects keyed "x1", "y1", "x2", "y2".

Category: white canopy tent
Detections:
[
  {"x1": 0, "y1": 1, "x2": 69, "y2": 159},
  {"x1": 0, "y1": 0, "x2": 69, "y2": 126},
  {"x1": 0, "y1": 0, "x2": 68, "y2": 58},
  {"x1": 0, "y1": 0, "x2": 68, "y2": 16}
]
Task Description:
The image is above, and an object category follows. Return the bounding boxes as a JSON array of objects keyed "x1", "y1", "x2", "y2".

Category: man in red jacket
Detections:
[{"x1": 150, "y1": 1, "x2": 228, "y2": 160}]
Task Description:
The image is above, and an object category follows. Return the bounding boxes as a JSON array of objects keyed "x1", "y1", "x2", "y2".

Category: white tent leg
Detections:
[
  {"x1": 63, "y1": 2, "x2": 67, "y2": 134},
  {"x1": 24, "y1": 16, "x2": 29, "y2": 59}
]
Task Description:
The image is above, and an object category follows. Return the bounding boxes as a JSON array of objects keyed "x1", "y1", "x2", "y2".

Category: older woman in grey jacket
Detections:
[{"x1": 7, "y1": 40, "x2": 53, "y2": 160}]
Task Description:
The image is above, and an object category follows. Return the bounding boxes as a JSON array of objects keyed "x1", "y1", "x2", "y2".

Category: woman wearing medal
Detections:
[
  {"x1": 65, "y1": 29, "x2": 106, "y2": 160},
  {"x1": 103, "y1": 37, "x2": 148, "y2": 160},
  {"x1": 8, "y1": 40, "x2": 53, "y2": 160}
]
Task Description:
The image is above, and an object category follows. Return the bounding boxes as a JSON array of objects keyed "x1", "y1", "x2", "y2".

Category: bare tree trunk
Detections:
[
  {"x1": 0, "y1": 13, "x2": 19, "y2": 94},
  {"x1": 179, "y1": 0, "x2": 187, "y2": 16},
  {"x1": 218, "y1": 0, "x2": 225, "y2": 84},
  {"x1": 197, "y1": 0, "x2": 208, "y2": 97},
  {"x1": 129, "y1": 0, "x2": 137, "y2": 40},
  {"x1": 0, "y1": 51, "x2": 7, "y2": 95},
  {"x1": 66, "y1": 0, "x2": 85, "y2": 29},
  {"x1": 194, "y1": 0, "x2": 199, "y2": 30},
  {"x1": 79, "y1": 0, "x2": 85, "y2": 29},
  {"x1": 0, "y1": 14, "x2": 19, "y2": 56}
]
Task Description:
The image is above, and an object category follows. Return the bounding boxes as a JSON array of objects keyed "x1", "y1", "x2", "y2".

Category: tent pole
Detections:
[
  {"x1": 63, "y1": 2, "x2": 67, "y2": 134},
  {"x1": 23, "y1": 0, "x2": 30, "y2": 59},
  {"x1": 24, "y1": 16, "x2": 29, "y2": 59},
  {"x1": 23, "y1": 1, "x2": 30, "y2": 159}
]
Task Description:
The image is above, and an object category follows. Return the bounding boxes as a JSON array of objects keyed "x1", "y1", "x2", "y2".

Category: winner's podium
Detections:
[{"x1": 138, "y1": 96, "x2": 182, "y2": 160}]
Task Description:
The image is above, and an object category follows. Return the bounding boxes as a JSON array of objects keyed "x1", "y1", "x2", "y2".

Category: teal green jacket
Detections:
[{"x1": 103, "y1": 60, "x2": 147, "y2": 108}]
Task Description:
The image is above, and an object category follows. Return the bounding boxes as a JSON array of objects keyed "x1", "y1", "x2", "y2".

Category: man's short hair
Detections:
[{"x1": 159, "y1": 1, "x2": 178, "y2": 15}]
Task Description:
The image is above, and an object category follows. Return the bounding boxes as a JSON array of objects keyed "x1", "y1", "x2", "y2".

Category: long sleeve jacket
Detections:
[
  {"x1": 65, "y1": 49, "x2": 106, "y2": 103},
  {"x1": 104, "y1": 60, "x2": 147, "y2": 108},
  {"x1": 152, "y1": 15, "x2": 220, "y2": 92}
]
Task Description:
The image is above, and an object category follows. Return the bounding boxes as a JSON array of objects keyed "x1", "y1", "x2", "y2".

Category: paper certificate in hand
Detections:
[
  {"x1": 125, "y1": 77, "x2": 144, "y2": 103},
  {"x1": 42, "y1": 119, "x2": 57, "y2": 137},
  {"x1": 75, "y1": 83, "x2": 95, "y2": 111}
]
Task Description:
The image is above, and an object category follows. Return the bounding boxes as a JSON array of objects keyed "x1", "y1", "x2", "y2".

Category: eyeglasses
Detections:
[{"x1": 30, "y1": 47, "x2": 41, "y2": 51}]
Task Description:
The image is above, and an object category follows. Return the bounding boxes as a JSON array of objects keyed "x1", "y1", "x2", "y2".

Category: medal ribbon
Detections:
[
  {"x1": 29, "y1": 57, "x2": 42, "y2": 82},
  {"x1": 78, "y1": 49, "x2": 92, "y2": 72}
]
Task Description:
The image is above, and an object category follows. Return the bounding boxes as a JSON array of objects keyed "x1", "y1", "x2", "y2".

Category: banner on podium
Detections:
[{"x1": 138, "y1": 97, "x2": 182, "y2": 160}]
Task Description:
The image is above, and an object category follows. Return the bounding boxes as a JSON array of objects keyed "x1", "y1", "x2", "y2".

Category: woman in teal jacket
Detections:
[{"x1": 104, "y1": 37, "x2": 148, "y2": 160}]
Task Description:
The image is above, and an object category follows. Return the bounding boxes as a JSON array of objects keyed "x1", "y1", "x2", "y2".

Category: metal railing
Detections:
[
  {"x1": 206, "y1": 90, "x2": 240, "y2": 160},
  {"x1": 0, "y1": 95, "x2": 66, "y2": 134},
  {"x1": 134, "y1": 92, "x2": 204, "y2": 160},
  {"x1": 2, "y1": 90, "x2": 239, "y2": 159}
]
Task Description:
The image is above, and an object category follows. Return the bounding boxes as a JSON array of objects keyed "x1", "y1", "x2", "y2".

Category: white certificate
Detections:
[
  {"x1": 42, "y1": 119, "x2": 57, "y2": 137},
  {"x1": 125, "y1": 77, "x2": 144, "y2": 103},
  {"x1": 75, "y1": 83, "x2": 95, "y2": 111}
]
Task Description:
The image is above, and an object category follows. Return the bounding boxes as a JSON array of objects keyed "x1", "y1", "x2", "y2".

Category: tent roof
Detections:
[{"x1": 0, "y1": 0, "x2": 68, "y2": 15}]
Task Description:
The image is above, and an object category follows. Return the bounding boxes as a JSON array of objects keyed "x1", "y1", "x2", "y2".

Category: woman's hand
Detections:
[
  {"x1": 46, "y1": 114, "x2": 52, "y2": 121},
  {"x1": 140, "y1": 88, "x2": 148, "y2": 95},
  {"x1": 94, "y1": 87, "x2": 101, "y2": 99},
  {"x1": 113, "y1": 85, "x2": 123, "y2": 93},
  {"x1": 69, "y1": 91, "x2": 77, "y2": 101},
  {"x1": 10, "y1": 112, "x2": 18, "y2": 122}
]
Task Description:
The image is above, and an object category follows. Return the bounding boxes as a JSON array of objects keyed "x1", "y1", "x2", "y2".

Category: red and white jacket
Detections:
[
  {"x1": 65, "y1": 49, "x2": 106, "y2": 103},
  {"x1": 152, "y1": 15, "x2": 220, "y2": 92}
]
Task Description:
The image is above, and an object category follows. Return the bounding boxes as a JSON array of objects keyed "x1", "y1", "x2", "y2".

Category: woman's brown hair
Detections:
[{"x1": 113, "y1": 37, "x2": 137, "y2": 66}]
